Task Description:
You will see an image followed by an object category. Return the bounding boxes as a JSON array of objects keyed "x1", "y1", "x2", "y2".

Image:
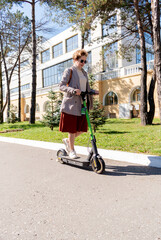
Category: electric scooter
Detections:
[{"x1": 57, "y1": 91, "x2": 105, "y2": 174}]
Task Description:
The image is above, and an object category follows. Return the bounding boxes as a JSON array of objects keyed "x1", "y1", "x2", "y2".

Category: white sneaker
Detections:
[
  {"x1": 69, "y1": 151, "x2": 77, "y2": 159},
  {"x1": 62, "y1": 138, "x2": 70, "y2": 153}
]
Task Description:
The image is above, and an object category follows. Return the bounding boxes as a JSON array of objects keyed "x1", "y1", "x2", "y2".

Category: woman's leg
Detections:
[
  {"x1": 68, "y1": 133, "x2": 75, "y2": 151},
  {"x1": 68, "y1": 131, "x2": 83, "y2": 152}
]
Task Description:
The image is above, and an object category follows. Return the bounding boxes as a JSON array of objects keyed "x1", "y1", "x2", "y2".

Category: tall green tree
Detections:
[
  {"x1": 0, "y1": 5, "x2": 31, "y2": 122},
  {"x1": 9, "y1": 0, "x2": 57, "y2": 123},
  {"x1": 0, "y1": 52, "x2": 3, "y2": 123},
  {"x1": 151, "y1": 0, "x2": 161, "y2": 122},
  {"x1": 8, "y1": 0, "x2": 38, "y2": 123},
  {"x1": 12, "y1": 10, "x2": 31, "y2": 122}
]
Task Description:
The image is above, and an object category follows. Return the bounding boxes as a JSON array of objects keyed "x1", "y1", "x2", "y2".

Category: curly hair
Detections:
[{"x1": 73, "y1": 49, "x2": 88, "y2": 61}]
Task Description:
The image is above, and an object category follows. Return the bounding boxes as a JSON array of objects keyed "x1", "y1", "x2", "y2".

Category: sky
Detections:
[{"x1": 11, "y1": 2, "x2": 71, "y2": 40}]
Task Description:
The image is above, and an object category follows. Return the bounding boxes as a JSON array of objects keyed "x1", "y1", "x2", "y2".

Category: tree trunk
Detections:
[
  {"x1": 30, "y1": 0, "x2": 37, "y2": 124},
  {"x1": 151, "y1": 0, "x2": 161, "y2": 122},
  {"x1": 81, "y1": 32, "x2": 85, "y2": 49},
  {"x1": 147, "y1": 70, "x2": 156, "y2": 124},
  {"x1": 134, "y1": 0, "x2": 148, "y2": 125},
  {"x1": 18, "y1": 55, "x2": 21, "y2": 122},
  {"x1": 7, "y1": 81, "x2": 10, "y2": 121},
  {"x1": 0, "y1": 52, "x2": 3, "y2": 123}
]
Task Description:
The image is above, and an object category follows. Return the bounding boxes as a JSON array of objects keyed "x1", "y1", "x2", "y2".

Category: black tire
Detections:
[
  {"x1": 57, "y1": 148, "x2": 67, "y2": 164},
  {"x1": 91, "y1": 157, "x2": 105, "y2": 174}
]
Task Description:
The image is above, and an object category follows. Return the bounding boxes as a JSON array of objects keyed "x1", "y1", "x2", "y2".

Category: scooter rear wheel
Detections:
[
  {"x1": 57, "y1": 149, "x2": 67, "y2": 164},
  {"x1": 91, "y1": 157, "x2": 105, "y2": 174}
]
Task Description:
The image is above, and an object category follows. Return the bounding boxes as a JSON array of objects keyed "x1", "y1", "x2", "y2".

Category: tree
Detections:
[
  {"x1": 88, "y1": 74, "x2": 106, "y2": 132},
  {"x1": 12, "y1": 11, "x2": 31, "y2": 122},
  {"x1": 0, "y1": 52, "x2": 3, "y2": 123},
  {"x1": 0, "y1": 5, "x2": 31, "y2": 122},
  {"x1": 134, "y1": 0, "x2": 148, "y2": 125},
  {"x1": 42, "y1": 91, "x2": 63, "y2": 130},
  {"x1": 7, "y1": 0, "x2": 38, "y2": 123},
  {"x1": 9, "y1": 0, "x2": 57, "y2": 123},
  {"x1": 49, "y1": 0, "x2": 158, "y2": 125},
  {"x1": 151, "y1": 0, "x2": 161, "y2": 122}
]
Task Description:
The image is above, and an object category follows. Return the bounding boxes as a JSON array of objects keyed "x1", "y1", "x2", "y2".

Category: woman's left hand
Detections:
[{"x1": 94, "y1": 90, "x2": 99, "y2": 95}]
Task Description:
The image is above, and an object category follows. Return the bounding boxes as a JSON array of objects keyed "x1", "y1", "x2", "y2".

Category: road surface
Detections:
[{"x1": 0, "y1": 141, "x2": 161, "y2": 240}]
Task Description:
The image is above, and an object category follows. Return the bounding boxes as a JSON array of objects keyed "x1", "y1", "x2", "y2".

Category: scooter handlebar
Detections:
[{"x1": 80, "y1": 90, "x2": 96, "y2": 96}]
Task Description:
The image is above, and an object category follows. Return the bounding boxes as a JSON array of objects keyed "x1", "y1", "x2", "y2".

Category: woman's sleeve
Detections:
[{"x1": 59, "y1": 68, "x2": 76, "y2": 95}]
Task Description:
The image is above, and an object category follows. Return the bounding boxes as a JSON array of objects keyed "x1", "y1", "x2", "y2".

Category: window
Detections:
[
  {"x1": 2, "y1": 85, "x2": 5, "y2": 98},
  {"x1": 43, "y1": 101, "x2": 50, "y2": 112},
  {"x1": 41, "y1": 49, "x2": 50, "y2": 63},
  {"x1": 25, "y1": 104, "x2": 30, "y2": 113},
  {"x1": 102, "y1": 15, "x2": 117, "y2": 37},
  {"x1": 53, "y1": 42, "x2": 63, "y2": 58},
  {"x1": 66, "y1": 35, "x2": 78, "y2": 52},
  {"x1": 84, "y1": 51, "x2": 92, "y2": 72},
  {"x1": 103, "y1": 42, "x2": 118, "y2": 70},
  {"x1": 105, "y1": 92, "x2": 118, "y2": 105},
  {"x1": 36, "y1": 103, "x2": 40, "y2": 112},
  {"x1": 10, "y1": 84, "x2": 30, "y2": 94},
  {"x1": 42, "y1": 59, "x2": 73, "y2": 87},
  {"x1": 132, "y1": 87, "x2": 141, "y2": 102},
  {"x1": 136, "y1": 47, "x2": 154, "y2": 64},
  {"x1": 21, "y1": 59, "x2": 29, "y2": 68},
  {"x1": 84, "y1": 30, "x2": 91, "y2": 46}
]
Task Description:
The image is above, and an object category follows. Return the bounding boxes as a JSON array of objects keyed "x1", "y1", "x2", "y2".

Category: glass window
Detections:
[
  {"x1": 84, "y1": 51, "x2": 92, "y2": 72},
  {"x1": 105, "y1": 91, "x2": 118, "y2": 105},
  {"x1": 26, "y1": 104, "x2": 30, "y2": 113},
  {"x1": 103, "y1": 42, "x2": 118, "y2": 70},
  {"x1": 102, "y1": 15, "x2": 117, "y2": 37},
  {"x1": 21, "y1": 59, "x2": 29, "y2": 68},
  {"x1": 66, "y1": 35, "x2": 78, "y2": 53},
  {"x1": 132, "y1": 87, "x2": 141, "y2": 102},
  {"x1": 53, "y1": 42, "x2": 63, "y2": 58},
  {"x1": 44, "y1": 101, "x2": 50, "y2": 112},
  {"x1": 42, "y1": 59, "x2": 73, "y2": 87},
  {"x1": 136, "y1": 47, "x2": 154, "y2": 64},
  {"x1": 11, "y1": 84, "x2": 30, "y2": 94},
  {"x1": 2, "y1": 85, "x2": 5, "y2": 98},
  {"x1": 36, "y1": 103, "x2": 40, "y2": 112},
  {"x1": 84, "y1": 30, "x2": 91, "y2": 46},
  {"x1": 41, "y1": 49, "x2": 50, "y2": 63}
]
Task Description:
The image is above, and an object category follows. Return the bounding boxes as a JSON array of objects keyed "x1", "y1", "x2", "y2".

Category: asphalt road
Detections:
[{"x1": 0, "y1": 141, "x2": 161, "y2": 240}]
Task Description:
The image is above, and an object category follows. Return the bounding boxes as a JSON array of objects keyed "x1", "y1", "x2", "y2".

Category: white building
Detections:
[{"x1": 2, "y1": 12, "x2": 156, "y2": 121}]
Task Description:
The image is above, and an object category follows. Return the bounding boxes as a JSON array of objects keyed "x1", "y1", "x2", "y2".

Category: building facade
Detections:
[{"x1": 2, "y1": 13, "x2": 158, "y2": 121}]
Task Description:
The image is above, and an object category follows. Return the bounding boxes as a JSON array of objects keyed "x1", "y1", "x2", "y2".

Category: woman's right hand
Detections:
[{"x1": 75, "y1": 89, "x2": 81, "y2": 95}]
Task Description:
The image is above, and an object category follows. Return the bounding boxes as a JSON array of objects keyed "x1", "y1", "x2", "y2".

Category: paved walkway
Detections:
[
  {"x1": 1, "y1": 141, "x2": 161, "y2": 240},
  {"x1": 0, "y1": 136, "x2": 161, "y2": 168}
]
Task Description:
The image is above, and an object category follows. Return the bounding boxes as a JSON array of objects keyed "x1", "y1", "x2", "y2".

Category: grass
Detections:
[{"x1": 0, "y1": 119, "x2": 161, "y2": 156}]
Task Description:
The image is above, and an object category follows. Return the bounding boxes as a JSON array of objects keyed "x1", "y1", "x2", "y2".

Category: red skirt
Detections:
[{"x1": 59, "y1": 112, "x2": 88, "y2": 133}]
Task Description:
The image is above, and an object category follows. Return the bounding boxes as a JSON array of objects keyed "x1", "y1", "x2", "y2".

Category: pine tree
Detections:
[
  {"x1": 42, "y1": 91, "x2": 63, "y2": 131},
  {"x1": 88, "y1": 74, "x2": 106, "y2": 132}
]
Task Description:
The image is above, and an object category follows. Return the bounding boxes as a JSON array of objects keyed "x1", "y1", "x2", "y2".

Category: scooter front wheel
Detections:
[
  {"x1": 91, "y1": 157, "x2": 105, "y2": 174},
  {"x1": 57, "y1": 148, "x2": 67, "y2": 164}
]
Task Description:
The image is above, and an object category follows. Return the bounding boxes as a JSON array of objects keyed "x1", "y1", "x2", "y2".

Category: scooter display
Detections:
[{"x1": 57, "y1": 91, "x2": 105, "y2": 174}]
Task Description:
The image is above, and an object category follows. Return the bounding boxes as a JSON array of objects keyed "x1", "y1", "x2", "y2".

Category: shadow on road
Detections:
[{"x1": 105, "y1": 164, "x2": 161, "y2": 176}]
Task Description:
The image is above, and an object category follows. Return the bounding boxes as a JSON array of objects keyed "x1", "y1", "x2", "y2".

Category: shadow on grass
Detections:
[
  {"x1": 0, "y1": 122, "x2": 47, "y2": 130},
  {"x1": 105, "y1": 164, "x2": 161, "y2": 176},
  {"x1": 105, "y1": 119, "x2": 138, "y2": 124},
  {"x1": 98, "y1": 130, "x2": 130, "y2": 134}
]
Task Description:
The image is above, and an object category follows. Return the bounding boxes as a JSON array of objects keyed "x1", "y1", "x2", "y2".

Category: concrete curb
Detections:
[{"x1": 0, "y1": 136, "x2": 161, "y2": 168}]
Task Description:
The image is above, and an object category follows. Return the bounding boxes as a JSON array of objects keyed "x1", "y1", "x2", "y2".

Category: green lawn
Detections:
[{"x1": 0, "y1": 118, "x2": 160, "y2": 156}]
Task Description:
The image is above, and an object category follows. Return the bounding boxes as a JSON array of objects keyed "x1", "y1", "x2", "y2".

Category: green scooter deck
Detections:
[{"x1": 61, "y1": 155, "x2": 90, "y2": 167}]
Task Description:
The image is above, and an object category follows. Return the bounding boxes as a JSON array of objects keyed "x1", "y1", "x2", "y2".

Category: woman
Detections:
[{"x1": 59, "y1": 49, "x2": 98, "y2": 159}]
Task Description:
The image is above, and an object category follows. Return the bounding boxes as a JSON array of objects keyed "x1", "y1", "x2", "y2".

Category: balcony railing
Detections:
[{"x1": 95, "y1": 60, "x2": 154, "y2": 81}]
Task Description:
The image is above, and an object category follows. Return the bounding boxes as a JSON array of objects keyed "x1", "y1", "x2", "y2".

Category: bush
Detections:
[{"x1": 42, "y1": 91, "x2": 63, "y2": 130}]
